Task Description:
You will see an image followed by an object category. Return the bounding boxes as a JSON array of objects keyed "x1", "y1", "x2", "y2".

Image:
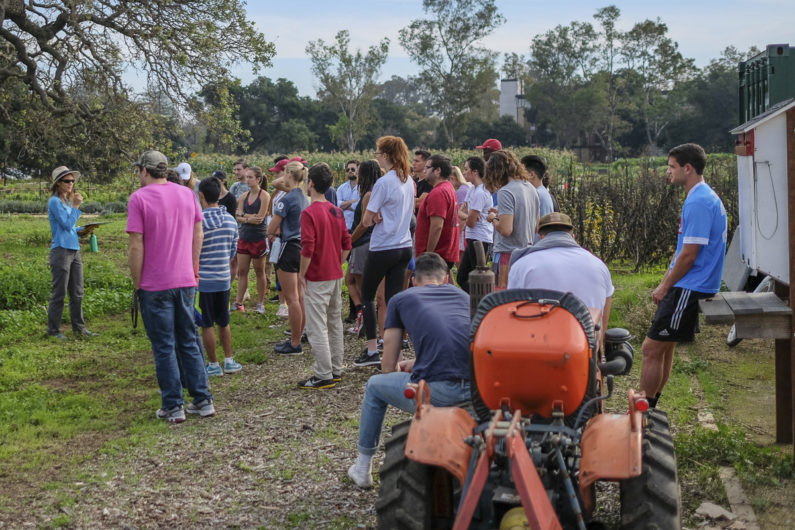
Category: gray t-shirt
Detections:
[
  {"x1": 493, "y1": 179, "x2": 539, "y2": 253},
  {"x1": 273, "y1": 188, "x2": 308, "y2": 242},
  {"x1": 229, "y1": 180, "x2": 250, "y2": 200}
]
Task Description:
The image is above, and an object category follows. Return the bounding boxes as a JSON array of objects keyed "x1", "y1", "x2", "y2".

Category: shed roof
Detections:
[{"x1": 730, "y1": 98, "x2": 795, "y2": 134}]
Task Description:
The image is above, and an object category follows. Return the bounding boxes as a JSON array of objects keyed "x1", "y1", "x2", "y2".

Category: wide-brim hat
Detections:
[
  {"x1": 538, "y1": 212, "x2": 573, "y2": 231},
  {"x1": 51, "y1": 166, "x2": 80, "y2": 183}
]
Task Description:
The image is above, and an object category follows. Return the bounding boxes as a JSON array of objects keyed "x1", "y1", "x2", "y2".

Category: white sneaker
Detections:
[
  {"x1": 254, "y1": 303, "x2": 265, "y2": 314},
  {"x1": 276, "y1": 304, "x2": 289, "y2": 318},
  {"x1": 347, "y1": 460, "x2": 373, "y2": 488},
  {"x1": 346, "y1": 309, "x2": 363, "y2": 336}
]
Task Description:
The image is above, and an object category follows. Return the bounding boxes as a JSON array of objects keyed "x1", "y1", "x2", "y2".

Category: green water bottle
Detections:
[{"x1": 89, "y1": 233, "x2": 98, "y2": 253}]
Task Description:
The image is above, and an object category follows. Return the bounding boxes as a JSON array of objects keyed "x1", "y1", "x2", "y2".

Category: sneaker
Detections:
[
  {"x1": 49, "y1": 332, "x2": 67, "y2": 340},
  {"x1": 332, "y1": 372, "x2": 342, "y2": 382},
  {"x1": 206, "y1": 363, "x2": 224, "y2": 376},
  {"x1": 254, "y1": 303, "x2": 265, "y2": 314},
  {"x1": 243, "y1": 289, "x2": 251, "y2": 301},
  {"x1": 346, "y1": 310, "x2": 363, "y2": 336},
  {"x1": 223, "y1": 359, "x2": 242, "y2": 373},
  {"x1": 274, "y1": 339, "x2": 302, "y2": 355},
  {"x1": 186, "y1": 399, "x2": 216, "y2": 417},
  {"x1": 347, "y1": 461, "x2": 373, "y2": 488},
  {"x1": 276, "y1": 304, "x2": 289, "y2": 318},
  {"x1": 297, "y1": 376, "x2": 336, "y2": 389},
  {"x1": 377, "y1": 339, "x2": 384, "y2": 351},
  {"x1": 353, "y1": 350, "x2": 381, "y2": 367},
  {"x1": 156, "y1": 405, "x2": 186, "y2": 424},
  {"x1": 75, "y1": 329, "x2": 99, "y2": 337},
  {"x1": 231, "y1": 302, "x2": 245, "y2": 313}
]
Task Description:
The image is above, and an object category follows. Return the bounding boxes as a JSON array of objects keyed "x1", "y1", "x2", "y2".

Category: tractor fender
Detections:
[
  {"x1": 404, "y1": 404, "x2": 477, "y2": 484},
  {"x1": 578, "y1": 411, "x2": 643, "y2": 514}
]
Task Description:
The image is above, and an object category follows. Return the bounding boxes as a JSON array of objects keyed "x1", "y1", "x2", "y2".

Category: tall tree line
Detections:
[{"x1": 0, "y1": 1, "x2": 759, "y2": 180}]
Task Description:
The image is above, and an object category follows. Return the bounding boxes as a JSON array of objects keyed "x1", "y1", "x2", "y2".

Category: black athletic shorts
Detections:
[
  {"x1": 277, "y1": 239, "x2": 302, "y2": 273},
  {"x1": 646, "y1": 286, "x2": 711, "y2": 342},
  {"x1": 198, "y1": 290, "x2": 231, "y2": 328}
]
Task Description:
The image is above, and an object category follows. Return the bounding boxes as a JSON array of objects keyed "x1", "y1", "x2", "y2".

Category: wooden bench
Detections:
[
  {"x1": 700, "y1": 292, "x2": 792, "y2": 339},
  {"x1": 699, "y1": 291, "x2": 793, "y2": 445}
]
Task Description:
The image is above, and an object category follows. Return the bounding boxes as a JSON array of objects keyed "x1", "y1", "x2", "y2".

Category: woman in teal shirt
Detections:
[{"x1": 47, "y1": 166, "x2": 95, "y2": 339}]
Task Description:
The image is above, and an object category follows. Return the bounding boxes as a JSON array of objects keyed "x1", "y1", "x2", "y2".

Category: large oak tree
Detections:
[{"x1": 0, "y1": 0, "x2": 273, "y2": 174}]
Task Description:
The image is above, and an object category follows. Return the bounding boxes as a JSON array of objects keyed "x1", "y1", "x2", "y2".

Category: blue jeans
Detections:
[
  {"x1": 357, "y1": 372, "x2": 471, "y2": 455},
  {"x1": 139, "y1": 287, "x2": 212, "y2": 410}
]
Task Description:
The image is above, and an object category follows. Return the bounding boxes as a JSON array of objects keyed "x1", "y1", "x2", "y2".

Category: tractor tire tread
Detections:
[
  {"x1": 619, "y1": 409, "x2": 681, "y2": 530},
  {"x1": 376, "y1": 420, "x2": 431, "y2": 530}
]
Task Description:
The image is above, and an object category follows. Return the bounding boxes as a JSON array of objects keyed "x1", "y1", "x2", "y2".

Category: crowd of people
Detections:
[{"x1": 45, "y1": 138, "x2": 726, "y2": 490}]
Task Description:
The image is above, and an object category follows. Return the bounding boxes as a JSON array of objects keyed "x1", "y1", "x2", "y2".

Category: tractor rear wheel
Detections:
[
  {"x1": 619, "y1": 409, "x2": 681, "y2": 529},
  {"x1": 375, "y1": 420, "x2": 458, "y2": 530}
]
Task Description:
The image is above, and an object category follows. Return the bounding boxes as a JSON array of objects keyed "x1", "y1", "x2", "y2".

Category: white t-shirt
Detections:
[
  {"x1": 367, "y1": 169, "x2": 414, "y2": 251},
  {"x1": 507, "y1": 245, "x2": 614, "y2": 312},
  {"x1": 464, "y1": 183, "x2": 494, "y2": 243}
]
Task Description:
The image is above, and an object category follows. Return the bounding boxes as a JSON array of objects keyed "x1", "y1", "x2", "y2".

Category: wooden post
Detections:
[{"x1": 787, "y1": 108, "x2": 795, "y2": 454}]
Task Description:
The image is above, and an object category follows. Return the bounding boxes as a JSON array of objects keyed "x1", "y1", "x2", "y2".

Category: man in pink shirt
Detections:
[
  {"x1": 127, "y1": 150, "x2": 214, "y2": 423},
  {"x1": 297, "y1": 163, "x2": 352, "y2": 389}
]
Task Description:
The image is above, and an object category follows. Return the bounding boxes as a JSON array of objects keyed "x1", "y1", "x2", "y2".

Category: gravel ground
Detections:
[
  {"x1": 0, "y1": 316, "x2": 670, "y2": 529},
  {"x1": 3, "y1": 327, "x2": 400, "y2": 529}
]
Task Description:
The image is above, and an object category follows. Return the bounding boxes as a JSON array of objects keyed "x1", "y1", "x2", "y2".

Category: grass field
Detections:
[{"x1": 0, "y1": 213, "x2": 792, "y2": 528}]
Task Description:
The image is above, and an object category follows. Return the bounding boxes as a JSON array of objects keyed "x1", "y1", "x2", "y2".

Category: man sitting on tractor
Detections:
[
  {"x1": 507, "y1": 212, "x2": 614, "y2": 353},
  {"x1": 347, "y1": 252, "x2": 472, "y2": 488}
]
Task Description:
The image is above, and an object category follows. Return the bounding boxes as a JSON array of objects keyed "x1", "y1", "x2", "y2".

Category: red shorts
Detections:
[
  {"x1": 491, "y1": 251, "x2": 512, "y2": 289},
  {"x1": 237, "y1": 239, "x2": 269, "y2": 258}
]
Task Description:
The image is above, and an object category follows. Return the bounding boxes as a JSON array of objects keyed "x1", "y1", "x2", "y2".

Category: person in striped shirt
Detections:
[{"x1": 197, "y1": 177, "x2": 241, "y2": 376}]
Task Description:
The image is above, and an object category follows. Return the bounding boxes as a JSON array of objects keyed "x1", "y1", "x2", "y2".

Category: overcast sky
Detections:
[{"x1": 236, "y1": 0, "x2": 794, "y2": 97}]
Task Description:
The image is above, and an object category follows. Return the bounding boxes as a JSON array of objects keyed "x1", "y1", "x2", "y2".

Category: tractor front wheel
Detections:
[
  {"x1": 619, "y1": 409, "x2": 681, "y2": 529},
  {"x1": 375, "y1": 420, "x2": 458, "y2": 530}
]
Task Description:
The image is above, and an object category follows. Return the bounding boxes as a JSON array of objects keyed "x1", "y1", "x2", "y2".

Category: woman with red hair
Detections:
[{"x1": 353, "y1": 136, "x2": 415, "y2": 367}]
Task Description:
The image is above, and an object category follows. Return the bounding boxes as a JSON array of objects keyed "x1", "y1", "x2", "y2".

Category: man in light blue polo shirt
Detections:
[{"x1": 640, "y1": 143, "x2": 727, "y2": 409}]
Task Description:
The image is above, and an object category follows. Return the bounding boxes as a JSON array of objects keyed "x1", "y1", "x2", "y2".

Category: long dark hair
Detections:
[{"x1": 357, "y1": 159, "x2": 382, "y2": 197}]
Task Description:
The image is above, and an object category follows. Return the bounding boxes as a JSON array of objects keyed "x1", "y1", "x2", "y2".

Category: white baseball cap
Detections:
[{"x1": 175, "y1": 162, "x2": 192, "y2": 181}]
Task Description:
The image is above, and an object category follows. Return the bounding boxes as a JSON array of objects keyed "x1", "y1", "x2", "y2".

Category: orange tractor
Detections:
[{"x1": 375, "y1": 289, "x2": 681, "y2": 529}]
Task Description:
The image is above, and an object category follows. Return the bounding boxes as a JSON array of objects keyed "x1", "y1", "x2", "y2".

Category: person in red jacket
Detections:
[
  {"x1": 415, "y1": 154, "x2": 460, "y2": 270},
  {"x1": 297, "y1": 162, "x2": 352, "y2": 389}
]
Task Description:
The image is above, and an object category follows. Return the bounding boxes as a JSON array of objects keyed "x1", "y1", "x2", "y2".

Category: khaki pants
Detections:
[{"x1": 304, "y1": 278, "x2": 344, "y2": 380}]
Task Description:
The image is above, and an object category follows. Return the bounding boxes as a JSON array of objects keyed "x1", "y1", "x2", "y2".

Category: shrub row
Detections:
[
  {"x1": 555, "y1": 156, "x2": 738, "y2": 269},
  {"x1": 0, "y1": 201, "x2": 126, "y2": 214}
]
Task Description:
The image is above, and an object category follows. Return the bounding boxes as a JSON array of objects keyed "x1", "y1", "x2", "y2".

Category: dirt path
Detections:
[
  {"x1": 1, "y1": 319, "x2": 793, "y2": 528},
  {"x1": 4, "y1": 333, "x2": 393, "y2": 528}
]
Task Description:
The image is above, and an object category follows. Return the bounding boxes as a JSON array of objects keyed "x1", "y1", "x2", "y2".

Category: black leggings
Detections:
[
  {"x1": 456, "y1": 239, "x2": 491, "y2": 293},
  {"x1": 361, "y1": 247, "x2": 412, "y2": 341}
]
